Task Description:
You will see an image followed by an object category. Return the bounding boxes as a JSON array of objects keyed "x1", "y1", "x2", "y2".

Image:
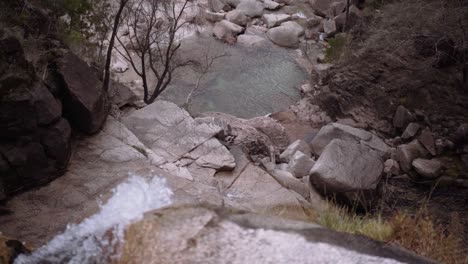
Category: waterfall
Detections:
[{"x1": 15, "y1": 174, "x2": 173, "y2": 264}]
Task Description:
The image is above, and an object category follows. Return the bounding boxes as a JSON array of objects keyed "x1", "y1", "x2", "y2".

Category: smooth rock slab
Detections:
[
  {"x1": 310, "y1": 139, "x2": 383, "y2": 193},
  {"x1": 237, "y1": 34, "x2": 267, "y2": 47}
]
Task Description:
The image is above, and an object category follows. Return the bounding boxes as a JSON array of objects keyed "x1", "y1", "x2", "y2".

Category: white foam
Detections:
[{"x1": 15, "y1": 174, "x2": 173, "y2": 264}]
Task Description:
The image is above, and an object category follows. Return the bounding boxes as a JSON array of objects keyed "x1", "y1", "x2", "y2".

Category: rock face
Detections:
[
  {"x1": 0, "y1": 35, "x2": 72, "y2": 198},
  {"x1": 213, "y1": 20, "x2": 245, "y2": 42},
  {"x1": 310, "y1": 139, "x2": 383, "y2": 193},
  {"x1": 412, "y1": 158, "x2": 442, "y2": 178},
  {"x1": 118, "y1": 206, "x2": 434, "y2": 264},
  {"x1": 310, "y1": 123, "x2": 390, "y2": 157},
  {"x1": 266, "y1": 26, "x2": 299, "y2": 48},
  {"x1": 52, "y1": 52, "x2": 110, "y2": 134}
]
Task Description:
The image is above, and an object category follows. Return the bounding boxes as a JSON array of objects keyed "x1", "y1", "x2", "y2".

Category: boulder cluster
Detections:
[{"x1": 205, "y1": 0, "x2": 363, "y2": 48}]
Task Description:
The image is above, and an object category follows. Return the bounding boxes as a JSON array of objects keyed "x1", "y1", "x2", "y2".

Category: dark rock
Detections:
[
  {"x1": 0, "y1": 35, "x2": 72, "y2": 199},
  {"x1": 393, "y1": 105, "x2": 414, "y2": 130},
  {"x1": 334, "y1": 5, "x2": 362, "y2": 31},
  {"x1": 435, "y1": 138, "x2": 455, "y2": 154},
  {"x1": 384, "y1": 159, "x2": 400, "y2": 176},
  {"x1": 418, "y1": 127, "x2": 436, "y2": 155},
  {"x1": 54, "y1": 52, "x2": 110, "y2": 134},
  {"x1": 454, "y1": 123, "x2": 468, "y2": 144},
  {"x1": 109, "y1": 80, "x2": 138, "y2": 108},
  {"x1": 414, "y1": 35, "x2": 457, "y2": 68},
  {"x1": 401, "y1": 122, "x2": 420, "y2": 139}
]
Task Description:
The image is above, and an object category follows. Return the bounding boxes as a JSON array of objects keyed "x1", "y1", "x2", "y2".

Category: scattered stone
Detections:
[
  {"x1": 209, "y1": 0, "x2": 229, "y2": 12},
  {"x1": 306, "y1": 14, "x2": 323, "y2": 28},
  {"x1": 310, "y1": 139, "x2": 383, "y2": 193},
  {"x1": 236, "y1": 0, "x2": 264, "y2": 18},
  {"x1": 384, "y1": 159, "x2": 400, "y2": 176},
  {"x1": 396, "y1": 139, "x2": 428, "y2": 173},
  {"x1": 418, "y1": 127, "x2": 436, "y2": 155},
  {"x1": 310, "y1": 123, "x2": 390, "y2": 157},
  {"x1": 322, "y1": 20, "x2": 336, "y2": 35},
  {"x1": 281, "y1": 21, "x2": 305, "y2": 37},
  {"x1": 266, "y1": 25, "x2": 299, "y2": 48},
  {"x1": 263, "y1": 0, "x2": 280, "y2": 10},
  {"x1": 401, "y1": 122, "x2": 420, "y2": 139},
  {"x1": 280, "y1": 140, "x2": 311, "y2": 163},
  {"x1": 393, "y1": 105, "x2": 414, "y2": 130},
  {"x1": 262, "y1": 13, "x2": 291, "y2": 28},
  {"x1": 288, "y1": 151, "x2": 315, "y2": 178},
  {"x1": 212, "y1": 20, "x2": 245, "y2": 42},
  {"x1": 237, "y1": 34, "x2": 267, "y2": 47},
  {"x1": 205, "y1": 11, "x2": 225, "y2": 23},
  {"x1": 226, "y1": 10, "x2": 249, "y2": 26},
  {"x1": 245, "y1": 25, "x2": 268, "y2": 35},
  {"x1": 412, "y1": 158, "x2": 442, "y2": 178}
]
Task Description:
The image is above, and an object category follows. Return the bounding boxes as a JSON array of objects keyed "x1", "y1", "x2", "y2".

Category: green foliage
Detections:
[{"x1": 325, "y1": 34, "x2": 348, "y2": 63}]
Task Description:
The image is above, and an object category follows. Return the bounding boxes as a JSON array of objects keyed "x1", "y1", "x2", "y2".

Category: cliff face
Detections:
[{"x1": 0, "y1": 1, "x2": 109, "y2": 199}]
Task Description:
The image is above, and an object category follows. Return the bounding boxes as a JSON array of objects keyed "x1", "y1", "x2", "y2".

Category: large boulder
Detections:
[
  {"x1": 0, "y1": 35, "x2": 71, "y2": 199},
  {"x1": 213, "y1": 20, "x2": 245, "y2": 42},
  {"x1": 236, "y1": 0, "x2": 264, "y2": 17},
  {"x1": 310, "y1": 123, "x2": 390, "y2": 157},
  {"x1": 281, "y1": 21, "x2": 305, "y2": 37},
  {"x1": 266, "y1": 26, "x2": 300, "y2": 48},
  {"x1": 310, "y1": 139, "x2": 383, "y2": 193},
  {"x1": 52, "y1": 52, "x2": 110, "y2": 134}
]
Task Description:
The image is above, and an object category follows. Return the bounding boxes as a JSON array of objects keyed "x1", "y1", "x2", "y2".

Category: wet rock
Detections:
[
  {"x1": 281, "y1": 21, "x2": 305, "y2": 37},
  {"x1": 393, "y1": 105, "x2": 414, "y2": 130},
  {"x1": 288, "y1": 151, "x2": 315, "y2": 178},
  {"x1": 237, "y1": 34, "x2": 267, "y2": 47},
  {"x1": 280, "y1": 140, "x2": 312, "y2": 163},
  {"x1": 412, "y1": 158, "x2": 442, "y2": 178},
  {"x1": 401, "y1": 122, "x2": 420, "y2": 139},
  {"x1": 396, "y1": 140, "x2": 428, "y2": 173},
  {"x1": 384, "y1": 159, "x2": 400, "y2": 176},
  {"x1": 236, "y1": 0, "x2": 264, "y2": 17},
  {"x1": 213, "y1": 20, "x2": 245, "y2": 42},
  {"x1": 263, "y1": 0, "x2": 280, "y2": 10},
  {"x1": 322, "y1": 19, "x2": 337, "y2": 35},
  {"x1": 310, "y1": 123, "x2": 390, "y2": 157},
  {"x1": 310, "y1": 139, "x2": 383, "y2": 193},
  {"x1": 226, "y1": 10, "x2": 249, "y2": 26},
  {"x1": 54, "y1": 52, "x2": 110, "y2": 134},
  {"x1": 418, "y1": 127, "x2": 436, "y2": 155},
  {"x1": 262, "y1": 13, "x2": 291, "y2": 28},
  {"x1": 205, "y1": 10, "x2": 225, "y2": 23},
  {"x1": 266, "y1": 25, "x2": 299, "y2": 48}
]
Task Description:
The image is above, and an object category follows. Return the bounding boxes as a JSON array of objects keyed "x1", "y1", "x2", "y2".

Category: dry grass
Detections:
[{"x1": 311, "y1": 202, "x2": 467, "y2": 263}]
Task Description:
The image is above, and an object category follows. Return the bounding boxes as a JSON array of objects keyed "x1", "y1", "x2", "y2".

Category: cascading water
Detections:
[{"x1": 14, "y1": 174, "x2": 173, "y2": 264}]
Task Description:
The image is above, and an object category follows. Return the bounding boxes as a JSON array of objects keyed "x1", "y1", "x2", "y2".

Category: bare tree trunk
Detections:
[
  {"x1": 344, "y1": 0, "x2": 351, "y2": 32},
  {"x1": 102, "y1": 0, "x2": 128, "y2": 92}
]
